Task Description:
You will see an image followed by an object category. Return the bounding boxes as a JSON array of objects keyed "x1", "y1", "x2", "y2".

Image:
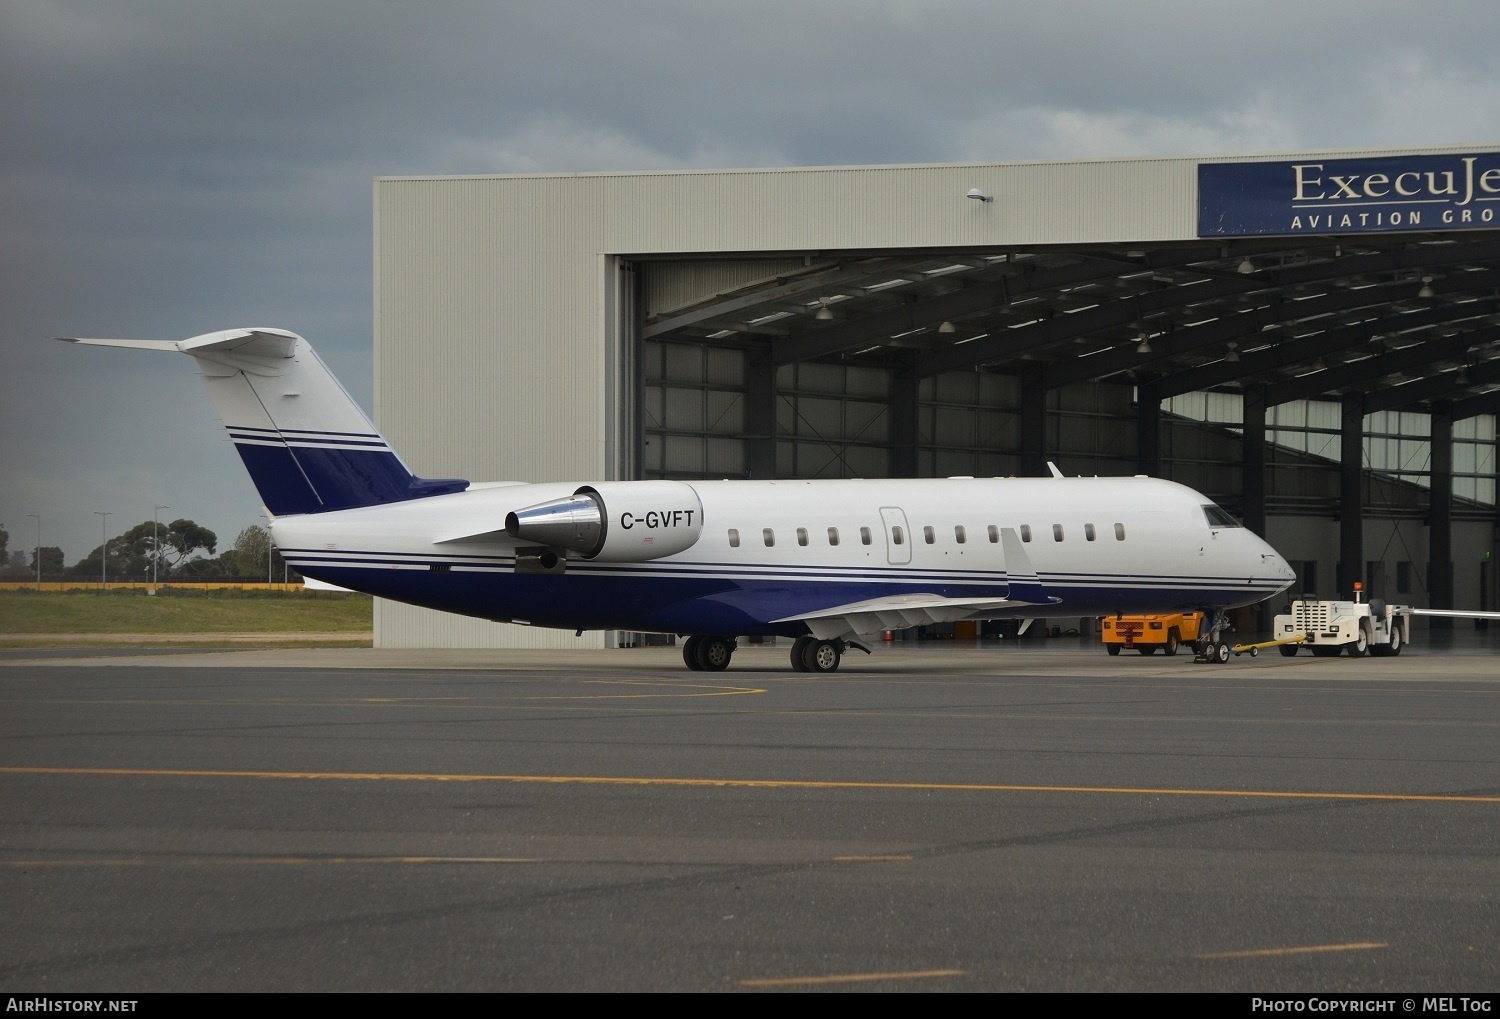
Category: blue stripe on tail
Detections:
[{"x1": 232, "y1": 430, "x2": 467, "y2": 515}]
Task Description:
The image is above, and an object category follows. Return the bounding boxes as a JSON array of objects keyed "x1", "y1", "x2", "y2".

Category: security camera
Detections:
[{"x1": 966, "y1": 188, "x2": 992, "y2": 202}]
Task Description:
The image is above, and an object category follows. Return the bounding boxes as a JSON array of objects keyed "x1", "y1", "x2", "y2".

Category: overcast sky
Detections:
[{"x1": 4, "y1": 0, "x2": 1500, "y2": 564}]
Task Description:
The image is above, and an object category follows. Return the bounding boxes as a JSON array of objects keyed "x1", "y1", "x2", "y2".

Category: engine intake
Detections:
[{"x1": 504, "y1": 481, "x2": 703, "y2": 561}]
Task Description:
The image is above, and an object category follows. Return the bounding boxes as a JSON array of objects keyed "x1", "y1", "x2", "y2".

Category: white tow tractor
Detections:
[{"x1": 1270, "y1": 584, "x2": 1411, "y2": 658}]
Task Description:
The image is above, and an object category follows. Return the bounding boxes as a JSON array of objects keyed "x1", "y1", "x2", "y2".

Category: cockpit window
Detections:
[{"x1": 1203, "y1": 504, "x2": 1242, "y2": 528}]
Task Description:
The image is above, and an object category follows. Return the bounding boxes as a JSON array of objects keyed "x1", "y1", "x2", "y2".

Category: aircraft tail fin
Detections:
[{"x1": 61, "y1": 328, "x2": 468, "y2": 515}]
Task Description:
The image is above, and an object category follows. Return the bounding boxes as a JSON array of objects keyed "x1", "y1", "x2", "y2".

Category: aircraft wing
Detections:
[
  {"x1": 771, "y1": 527, "x2": 1059, "y2": 641},
  {"x1": 770, "y1": 591, "x2": 1059, "y2": 641}
]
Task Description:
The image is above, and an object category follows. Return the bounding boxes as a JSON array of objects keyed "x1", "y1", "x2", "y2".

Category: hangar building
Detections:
[{"x1": 373, "y1": 145, "x2": 1500, "y2": 648}]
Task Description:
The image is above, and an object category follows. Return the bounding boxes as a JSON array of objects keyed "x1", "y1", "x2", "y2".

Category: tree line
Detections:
[{"x1": 0, "y1": 520, "x2": 298, "y2": 582}]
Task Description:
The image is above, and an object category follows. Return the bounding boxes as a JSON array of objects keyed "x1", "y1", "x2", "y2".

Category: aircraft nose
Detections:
[{"x1": 1258, "y1": 541, "x2": 1295, "y2": 588}]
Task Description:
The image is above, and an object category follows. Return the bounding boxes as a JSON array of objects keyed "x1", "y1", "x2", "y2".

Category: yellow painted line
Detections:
[
  {"x1": 832, "y1": 854, "x2": 912, "y2": 861},
  {"x1": 740, "y1": 968, "x2": 965, "y2": 987},
  {"x1": 3, "y1": 855, "x2": 539, "y2": 868},
  {"x1": 3, "y1": 767, "x2": 1499, "y2": 803},
  {"x1": 1198, "y1": 942, "x2": 1388, "y2": 960}
]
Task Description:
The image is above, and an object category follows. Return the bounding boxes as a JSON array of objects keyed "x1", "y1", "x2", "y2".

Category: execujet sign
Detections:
[{"x1": 1199, "y1": 152, "x2": 1500, "y2": 236}]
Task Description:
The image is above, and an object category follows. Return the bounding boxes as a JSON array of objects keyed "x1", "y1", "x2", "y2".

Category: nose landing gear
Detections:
[{"x1": 1192, "y1": 609, "x2": 1234, "y2": 664}]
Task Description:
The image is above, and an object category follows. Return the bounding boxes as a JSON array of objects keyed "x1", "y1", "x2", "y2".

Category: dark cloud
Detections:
[{"x1": 4, "y1": 0, "x2": 1499, "y2": 559}]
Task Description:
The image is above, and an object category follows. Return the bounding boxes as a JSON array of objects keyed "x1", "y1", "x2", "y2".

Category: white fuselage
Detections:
[{"x1": 273, "y1": 475, "x2": 1295, "y2": 636}]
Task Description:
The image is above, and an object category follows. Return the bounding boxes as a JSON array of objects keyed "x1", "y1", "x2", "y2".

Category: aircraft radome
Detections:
[{"x1": 63, "y1": 328, "x2": 1296, "y2": 672}]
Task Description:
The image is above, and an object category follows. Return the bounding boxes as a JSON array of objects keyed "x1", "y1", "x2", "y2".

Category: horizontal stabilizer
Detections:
[
  {"x1": 58, "y1": 337, "x2": 181, "y2": 351},
  {"x1": 62, "y1": 328, "x2": 299, "y2": 377}
]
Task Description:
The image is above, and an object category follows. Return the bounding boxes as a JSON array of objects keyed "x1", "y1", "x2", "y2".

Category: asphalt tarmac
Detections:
[{"x1": 3, "y1": 633, "x2": 1500, "y2": 992}]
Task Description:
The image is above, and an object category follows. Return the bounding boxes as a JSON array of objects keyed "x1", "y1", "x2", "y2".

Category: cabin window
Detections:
[
  {"x1": 1052, "y1": 524, "x2": 1064, "y2": 542},
  {"x1": 955, "y1": 525, "x2": 967, "y2": 544},
  {"x1": 728, "y1": 528, "x2": 740, "y2": 548},
  {"x1": 923, "y1": 525, "x2": 935, "y2": 544},
  {"x1": 860, "y1": 526, "x2": 872, "y2": 545},
  {"x1": 1084, "y1": 523, "x2": 1096, "y2": 541},
  {"x1": 797, "y1": 527, "x2": 808, "y2": 547},
  {"x1": 827, "y1": 527, "x2": 840, "y2": 546},
  {"x1": 1114, "y1": 522, "x2": 1126, "y2": 540},
  {"x1": 1020, "y1": 525, "x2": 1032, "y2": 543},
  {"x1": 987, "y1": 524, "x2": 999, "y2": 543},
  {"x1": 892, "y1": 525, "x2": 905, "y2": 545},
  {"x1": 763, "y1": 528, "x2": 775, "y2": 547}
]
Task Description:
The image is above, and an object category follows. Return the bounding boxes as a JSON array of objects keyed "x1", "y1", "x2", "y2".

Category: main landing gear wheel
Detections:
[
  {"x1": 801, "y1": 638, "x2": 844, "y2": 673},
  {"x1": 698, "y1": 636, "x2": 736, "y2": 671},
  {"x1": 682, "y1": 635, "x2": 736, "y2": 671},
  {"x1": 790, "y1": 635, "x2": 814, "y2": 672}
]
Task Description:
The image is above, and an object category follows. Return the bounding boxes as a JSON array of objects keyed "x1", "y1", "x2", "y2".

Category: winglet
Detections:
[{"x1": 1000, "y1": 526, "x2": 1056, "y2": 604}]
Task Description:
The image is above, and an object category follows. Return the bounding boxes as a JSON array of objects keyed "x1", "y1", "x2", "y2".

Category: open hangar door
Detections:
[{"x1": 631, "y1": 234, "x2": 1500, "y2": 625}]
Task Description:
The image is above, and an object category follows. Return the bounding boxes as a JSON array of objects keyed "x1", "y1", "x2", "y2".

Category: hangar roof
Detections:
[{"x1": 643, "y1": 232, "x2": 1500, "y2": 419}]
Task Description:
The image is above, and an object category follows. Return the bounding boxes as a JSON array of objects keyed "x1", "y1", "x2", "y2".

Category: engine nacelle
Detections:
[{"x1": 504, "y1": 480, "x2": 703, "y2": 561}]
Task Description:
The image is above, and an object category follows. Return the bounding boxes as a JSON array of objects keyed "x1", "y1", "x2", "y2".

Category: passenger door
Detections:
[{"x1": 879, "y1": 506, "x2": 912, "y2": 566}]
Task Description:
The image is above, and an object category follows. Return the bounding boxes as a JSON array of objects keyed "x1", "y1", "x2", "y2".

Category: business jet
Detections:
[{"x1": 64, "y1": 328, "x2": 1296, "y2": 672}]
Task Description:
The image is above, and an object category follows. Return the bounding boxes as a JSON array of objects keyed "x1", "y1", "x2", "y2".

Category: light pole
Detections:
[
  {"x1": 26, "y1": 514, "x2": 40, "y2": 586},
  {"x1": 93, "y1": 511, "x2": 111, "y2": 589},
  {"x1": 153, "y1": 505, "x2": 169, "y2": 593}
]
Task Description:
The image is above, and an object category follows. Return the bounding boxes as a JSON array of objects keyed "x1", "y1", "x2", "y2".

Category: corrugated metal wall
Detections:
[{"x1": 643, "y1": 259, "x2": 808, "y2": 317}]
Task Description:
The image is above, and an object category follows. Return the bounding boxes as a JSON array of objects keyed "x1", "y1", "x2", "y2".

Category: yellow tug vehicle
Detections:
[{"x1": 1101, "y1": 612, "x2": 1204, "y2": 656}]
